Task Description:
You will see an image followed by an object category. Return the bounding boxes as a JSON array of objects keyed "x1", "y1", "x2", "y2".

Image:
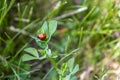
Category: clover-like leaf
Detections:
[
  {"x1": 48, "y1": 20, "x2": 57, "y2": 36},
  {"x1": 71, "y1": 64, "x2": 79, "y2": 75},
  {"x1": 67, "y1": 58, "x2": 75, "y2": 72},
  {"x1": 37, "y1": 21, "x2": 48, "y2": 35},
  {"x1": 70, "y1": 76, "x2": 77, "y2": 80},
  {"x1": 35, "y1": 21, "x2": 57, "y2": 48},
  {"x1": 24, "y1": 47, "x2": 39, "y2": 58},
  {"x1": 63, "y1": 75, "x2": 71, "y2": 80},
  {"x1": 41, "y1": 21, "x2": 49, "y2": 35},
  {"x1": 37, "y1": 20, "x2": 57, "y2": 38},
  {"x1": 22, "y1": 54, "x2": 37, "y2": 61}
]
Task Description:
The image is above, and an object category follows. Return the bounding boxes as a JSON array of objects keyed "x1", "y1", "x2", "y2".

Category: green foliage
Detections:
[
  {"x1": 22, "y1": 20, "x2": 79, "y2": 80},
  {"x1": 22, "y1": 20, "x2": 58, "y2": 61},
  {"x1": 1, "y1": 0, "x2": 120, "y2": 80},
  {"x1": 48, "y1": 21, "x2": 57, "y2": 36},
  {"x1": 22, "y1": 54, "x2": 37, "y2": 61},
  {"x1": 24, "y1": 47, "x2": 39, "y2": 58},
  {"x1": 59, "y1": 58, "x2": 79, "y2": 80},
  {"x1": 67, "y1": 57, "x2": 75, "y2": 72},
  {"x1": 35, "y1": 20, "x2": 57, "y2": 48},
  {"x1": 0, "y1": 0, "x2": 15, "y2": 25}
]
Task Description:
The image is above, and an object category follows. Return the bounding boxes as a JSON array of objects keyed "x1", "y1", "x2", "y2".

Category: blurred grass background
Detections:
[{"x1": 0, "y1": 0, "x2": 120, "y2": 80}]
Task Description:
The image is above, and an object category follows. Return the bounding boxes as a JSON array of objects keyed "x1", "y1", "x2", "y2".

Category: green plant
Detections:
[
  {"x1": 1, "y1": 0, "x2": 120, "y2": 80},
  {"x1": 58, "y1": 58, "x2": 79, "y2": 80},
  {"x1": 0, "y1": 0, "x2": 15, "y2": 25},
  {"x1": 22, "y1": 20, "x2": 79, "y2": 80}
]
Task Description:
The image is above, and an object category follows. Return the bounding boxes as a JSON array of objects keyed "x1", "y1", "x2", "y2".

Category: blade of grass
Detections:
[{"x1": 0, "y1": 0, "x2": 15, "y2": 25}]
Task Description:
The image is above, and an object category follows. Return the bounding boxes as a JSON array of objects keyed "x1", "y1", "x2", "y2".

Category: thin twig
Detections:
[{"x1": 54, "y1": 7, "x2": 88, "y2": 20}]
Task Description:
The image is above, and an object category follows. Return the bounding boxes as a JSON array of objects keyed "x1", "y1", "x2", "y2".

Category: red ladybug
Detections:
[{"x1": 38, "y1": 33, "x2": 46, "y2": 40}]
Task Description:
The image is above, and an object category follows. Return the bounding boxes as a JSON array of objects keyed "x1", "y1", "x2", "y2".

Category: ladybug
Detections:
[{"x1": 38, "y1": 33, "x2": 46, "y2": 40}]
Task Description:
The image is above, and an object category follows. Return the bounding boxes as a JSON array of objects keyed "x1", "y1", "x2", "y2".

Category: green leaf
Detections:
[
  {"x1": 67, "y1": 58, "x2": 75, "y2": 72},
  {"x1": 38, "y1": 49, "x2": 46, "y2": 55},
  {"x1": 48, "y1": 20, "x2": 57, "y2": 36},
  {"x1": 22, "y1": 54, "x2": 37, "y2": 61},
  {"x1": 24, "y1": 47, "x2": 39, "y2": 58},
  {"x1": 70, "y1": 76, "x2": 77, "y2": 80},
  {"x1": 37, "y1": 21, "x2": 48, "y2": 35},
  {"x1": 35, "y1": 21, "x2": 57, "y2": 48},
  {"x1": 39, "y1": 56, "x2": 46, "y2": 60},
  {"x1": 41, "y1": 21, "x2": 49, "y2": 35},
  {"x1": 71, "y1": 64, "x2": 79, "y2": 75},
  {"x1": 61, "y1": 63, "x2": 67, "y2": 73},
  {"x1": 63, "y1": 75, "x2": 71, "y2": 80},
  {"x1": 36, "y1": 41, "x2": 48, "y2": 48},
  {"x1": 58, "y1": 69, "x2": 62, "y2": 75}
]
